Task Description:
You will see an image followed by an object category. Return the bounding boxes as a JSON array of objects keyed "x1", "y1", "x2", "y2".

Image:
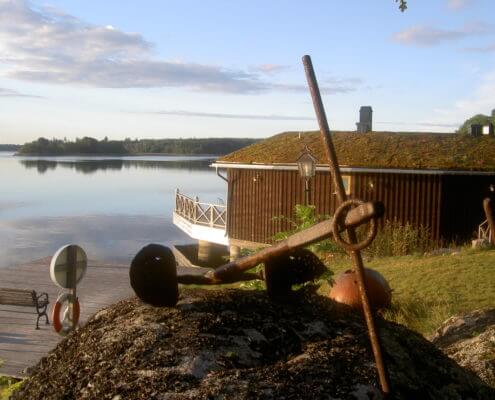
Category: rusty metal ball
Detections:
[{"x1": 329, "y1": 268, "x2": 392, "y2": 310}]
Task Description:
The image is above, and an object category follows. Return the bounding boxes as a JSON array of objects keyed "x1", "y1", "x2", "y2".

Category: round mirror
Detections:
[{"x1": 50, "y1": 244, "x2": 87, "y2": 289}]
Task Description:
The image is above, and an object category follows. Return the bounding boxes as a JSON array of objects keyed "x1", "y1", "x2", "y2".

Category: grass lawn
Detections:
[
  {"x1": 321, "y1": 247, "x2": 495, "y2": 336},
  {"x1": 186, "y1": 247, "x2": 494, "y2": 337}
]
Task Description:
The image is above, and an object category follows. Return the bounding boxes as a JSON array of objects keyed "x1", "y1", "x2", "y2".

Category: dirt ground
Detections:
[{"x1": 12, "y1": 288, "x2": 495, "y2": 399}]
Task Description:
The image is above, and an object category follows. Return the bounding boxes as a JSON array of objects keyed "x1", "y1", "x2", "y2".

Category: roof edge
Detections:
[{"x1": 211, "y1": 162, "x2": 495, "y2": 176}]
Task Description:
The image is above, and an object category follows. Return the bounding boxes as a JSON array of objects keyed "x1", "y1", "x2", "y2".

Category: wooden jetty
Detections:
[
  {"x1": 0, "y1": 257, "x2": 210, "y2": 378},
  {"x1": 0, "y1": 257, "x2": 132, "y2": 377}
]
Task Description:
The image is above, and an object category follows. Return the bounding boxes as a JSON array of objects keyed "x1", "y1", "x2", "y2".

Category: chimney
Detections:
[{"x1": 356, "y1": 106, "x2": 372, "y2": 133}]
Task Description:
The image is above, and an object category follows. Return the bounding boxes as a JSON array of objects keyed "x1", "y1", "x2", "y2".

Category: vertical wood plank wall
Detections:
[
  {"x1": 352, "y1": 172, "x2": 442, "y2": 241},
  {"x1": 227, "y1": 168, "x2": 447, "y2": 244}
]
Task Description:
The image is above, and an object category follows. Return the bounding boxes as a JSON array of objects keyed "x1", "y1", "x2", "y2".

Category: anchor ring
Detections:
[{"x1": 331, "y1": 199, "x2": 378, "y2": 252}]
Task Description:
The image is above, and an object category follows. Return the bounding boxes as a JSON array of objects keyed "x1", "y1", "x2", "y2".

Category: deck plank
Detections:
[{"x1": 0, "y1": 258, "x2": 134, "y2": 378}]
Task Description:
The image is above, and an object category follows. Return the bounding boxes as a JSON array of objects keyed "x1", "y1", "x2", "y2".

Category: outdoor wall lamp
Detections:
[{"x1": 297, "y1": 145, "x2": 317, "y2": 205}]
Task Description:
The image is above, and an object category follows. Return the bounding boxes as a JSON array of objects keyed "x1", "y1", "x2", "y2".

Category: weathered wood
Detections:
[
  {"x1": 0, "y1": 288, "x2": 49, "y2": 329},
  {"x1": 0, "y1": 289, "x2": 38, "y2": 307},
  {"x1": 213, "y1": 201, "x2": 383, "y2": 281},
  {"x1": 0, "y1": 258, "x2": 134, "y2": 377},
  {"x1": 228, "y1": 168, "x2": 454, "y2": 245}
]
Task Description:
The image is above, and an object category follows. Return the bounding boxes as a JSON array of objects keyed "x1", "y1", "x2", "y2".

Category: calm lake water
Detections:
[{"x1": 0, "y1": 152, "x2": 226, "y2": 268}]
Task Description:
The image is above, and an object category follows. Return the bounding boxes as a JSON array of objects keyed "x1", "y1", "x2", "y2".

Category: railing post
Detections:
[
  {"x1": 173, "y1": 191, "x2": 227, "y2": 230},
  {"x1": 194, "y1": 196, "x2": 199, "y2": 223}
]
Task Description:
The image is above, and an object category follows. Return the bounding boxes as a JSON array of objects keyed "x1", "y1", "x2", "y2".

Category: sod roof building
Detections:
[{"x1": 174, "y1": 131, "x2": 495, "y2": 257}]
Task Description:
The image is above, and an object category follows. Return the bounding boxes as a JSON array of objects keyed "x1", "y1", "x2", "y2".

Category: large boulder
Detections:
[
  {"x1": 13, "y1": 289, "x2": 494, "y2": 399},
  {"x1": 430, "y1": 309, "x2": 495, "y2": 388}
]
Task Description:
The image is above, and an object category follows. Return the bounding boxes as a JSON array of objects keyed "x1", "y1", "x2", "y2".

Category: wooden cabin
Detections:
[{"x1": 209, "y1": 131, "x2": 495, "y2": 250}]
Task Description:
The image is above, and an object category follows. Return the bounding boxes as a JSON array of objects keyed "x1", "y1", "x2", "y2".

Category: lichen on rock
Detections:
[
  {"x1": 12, "y1": 289, "x2": 495, "y2": 400},
  {"x1": 431, "y1": 308, "x2": 495, "y2": 388}
]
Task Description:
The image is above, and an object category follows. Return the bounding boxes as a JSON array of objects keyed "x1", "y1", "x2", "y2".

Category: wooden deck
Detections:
[
  {"x1": 0, "y1": 257, "x2": 213, "y2": 377},
  {"x1": 0, "y1": 257, "x2": 133, "y2": 377},
  {"x1": 0, "y1": 257, "x2": 211, "y2": 378}
]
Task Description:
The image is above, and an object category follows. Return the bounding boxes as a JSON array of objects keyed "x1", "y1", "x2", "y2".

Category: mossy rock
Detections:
[{"x1": 13, "y1": 289, "x2": 495, "y2": 399}]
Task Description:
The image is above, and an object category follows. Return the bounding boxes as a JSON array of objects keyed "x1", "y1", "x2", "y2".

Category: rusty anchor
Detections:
[
  {"x1": 129, "y1": 55, "x2": 390, "y2": 396},
  {"x1": 130, "y1": 199, "x2": 384, "y2": 293},
  {"x1": 302, "y1": 55, "x2": 390, "y2": 395}
]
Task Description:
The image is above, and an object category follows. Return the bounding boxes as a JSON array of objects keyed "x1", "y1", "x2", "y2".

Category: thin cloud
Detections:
[
  {"x1": 462, "y1": 43, "x2": 495, "y2": 52},
  {"x1": 152, "y1": 110, "x2": 314, "y2": 121},
  {"x1": 0, "y1": 0, "x2": 360, "y2": 95},
  {"x1": 430, "y1": 70, "x2": 495, "y2": 128},
  {"x1": 271, "y1": 76, "x2": 363, "y2": 95},
  {"x1": 376, "y1": 121, "x2": 459, "y2": 128},
  {"x1": 447, "y1": 0, "x2": 474, "y2": 10},
  {"x1": 393, "y1": 22, "x2": 492, "y2": 46},
  {"x1": 0, "y1": 87, "x2": 42, "y2": 98},
  {"x1": 0, "y1": 0, "x2": 261, "y2": 93},
  {"x1": 254, "y1": 64, "x2": 290, "y2": 74}
]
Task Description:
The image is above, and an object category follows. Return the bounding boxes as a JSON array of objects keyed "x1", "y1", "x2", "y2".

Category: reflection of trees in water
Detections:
[
  {"x1": 20, "y1": 160, "x2": 58, "y2": 174},
  {"x1": 19, "y1": 159, "x2": 214, "y2": 174}
]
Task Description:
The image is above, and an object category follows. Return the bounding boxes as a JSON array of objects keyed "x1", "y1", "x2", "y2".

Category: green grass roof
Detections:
[{"x1": 217, "y1": 131, "x2": 495, "y2": 171}]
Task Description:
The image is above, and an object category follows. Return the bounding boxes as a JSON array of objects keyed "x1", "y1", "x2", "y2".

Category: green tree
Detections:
[{"x1": 396, "y1": 0, "x2": 407, "y2": 12}]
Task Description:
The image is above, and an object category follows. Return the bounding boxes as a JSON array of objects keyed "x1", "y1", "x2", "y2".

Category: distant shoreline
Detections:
[
  {"x1": 12, "y1": 152, "x2": 220, "y2": 157},
  {"x1": 12, "y1": 137, "x2": 259, "y2": 158}
]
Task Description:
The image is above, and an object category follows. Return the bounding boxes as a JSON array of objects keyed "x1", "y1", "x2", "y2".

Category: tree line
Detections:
[
  {"x1": 16, "y1": 137, "x2": 258, "y2": 155},
  {"x1": 123, "y1": 137, "x2": 257, "y2": 155},
  {"x1": 0, "y1": 144, "x2": 21, "y2": 151}
]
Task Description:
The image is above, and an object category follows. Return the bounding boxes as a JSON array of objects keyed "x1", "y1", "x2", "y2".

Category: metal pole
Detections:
[
  {"x1": 483, "y1": 198, "x2": 495, "y2": 245},
  {"x1": 305, "y1": 178, "x2": 310, "y2": 206},
  {"x1": 302, "y1": 55, "x2": 390, "y2": 395},
  {"x1": 67, "y1": 245, "x2": 77, "y2": 330}
]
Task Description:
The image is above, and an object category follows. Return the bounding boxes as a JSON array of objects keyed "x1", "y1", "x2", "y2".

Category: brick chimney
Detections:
[{"x1": 356, "y1": 106, "x2": 372, "y2": 133}]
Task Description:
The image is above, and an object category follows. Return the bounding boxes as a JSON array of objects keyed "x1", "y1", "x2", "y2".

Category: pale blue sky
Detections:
[{"x1": 1, "y1": 0, "x2": 495, "y2": 144}]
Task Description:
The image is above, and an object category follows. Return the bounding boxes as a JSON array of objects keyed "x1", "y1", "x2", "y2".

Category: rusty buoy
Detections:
[{"x1": 329, "y1": 268, "x2": 392, "y2": 310}]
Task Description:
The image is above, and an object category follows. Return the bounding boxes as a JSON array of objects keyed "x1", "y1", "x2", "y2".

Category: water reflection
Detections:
[
  {"x1": 19, "y1": 158, "x2": 214, "y2": 174},
  {"x1": 0, "y1": 214, "x2": 190, "y2": 268},
  {"x1": 1, "y1": 153, "x2": 226, "y2": 268}
]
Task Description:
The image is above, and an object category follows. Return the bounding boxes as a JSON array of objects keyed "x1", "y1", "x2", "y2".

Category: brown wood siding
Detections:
[
  {"x1": 227, "y1": 169, "x2": 478, "y2": 244},
  {"x1": 352, "y1": 172, "x2": 441, "y2": 239}
]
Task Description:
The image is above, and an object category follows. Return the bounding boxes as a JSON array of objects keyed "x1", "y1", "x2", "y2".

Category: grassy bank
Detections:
[
  {"x1": 322, "y1": 247, "x2": 495, "y2": 336},
  {"x1": 191, "y1": 246, "x2": 494, "y2": 337},
  {"x1": 0, "y1": 376, "x2": 22, "y2": 400}
]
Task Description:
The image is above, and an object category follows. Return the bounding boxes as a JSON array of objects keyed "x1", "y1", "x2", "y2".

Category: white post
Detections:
[{"x1": 194, "y1": 196, "x2": 199, "y2": 223}]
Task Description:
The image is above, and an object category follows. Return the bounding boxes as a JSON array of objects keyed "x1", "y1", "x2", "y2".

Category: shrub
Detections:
[
  {"x1": 273, "y1": 204, "x2": 341, "y2": 256},
  {"x1": 364, "y1": 219, "x2": 433, "y2": 258}
]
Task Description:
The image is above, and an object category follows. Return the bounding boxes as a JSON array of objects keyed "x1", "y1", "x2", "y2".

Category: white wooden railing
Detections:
[
  {"x1": 478, "y1": 219, "x2": 492, "y2": 243},
  {"x1": 174, "y1": 189, "x2": 226, "y2": 229}
]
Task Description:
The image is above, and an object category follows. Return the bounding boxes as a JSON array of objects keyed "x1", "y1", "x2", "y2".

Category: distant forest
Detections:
[
  {"x1": 16, "y1": 137, "x2": 259, "y2": 155},
  {"x1": 0, "y1": 144, "x2": 21, "y2": 151}
]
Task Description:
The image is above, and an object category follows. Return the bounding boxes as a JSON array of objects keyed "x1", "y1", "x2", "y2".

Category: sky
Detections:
[{"x1": 1, "y1": 0, "x2": 495, "y2": 144}]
